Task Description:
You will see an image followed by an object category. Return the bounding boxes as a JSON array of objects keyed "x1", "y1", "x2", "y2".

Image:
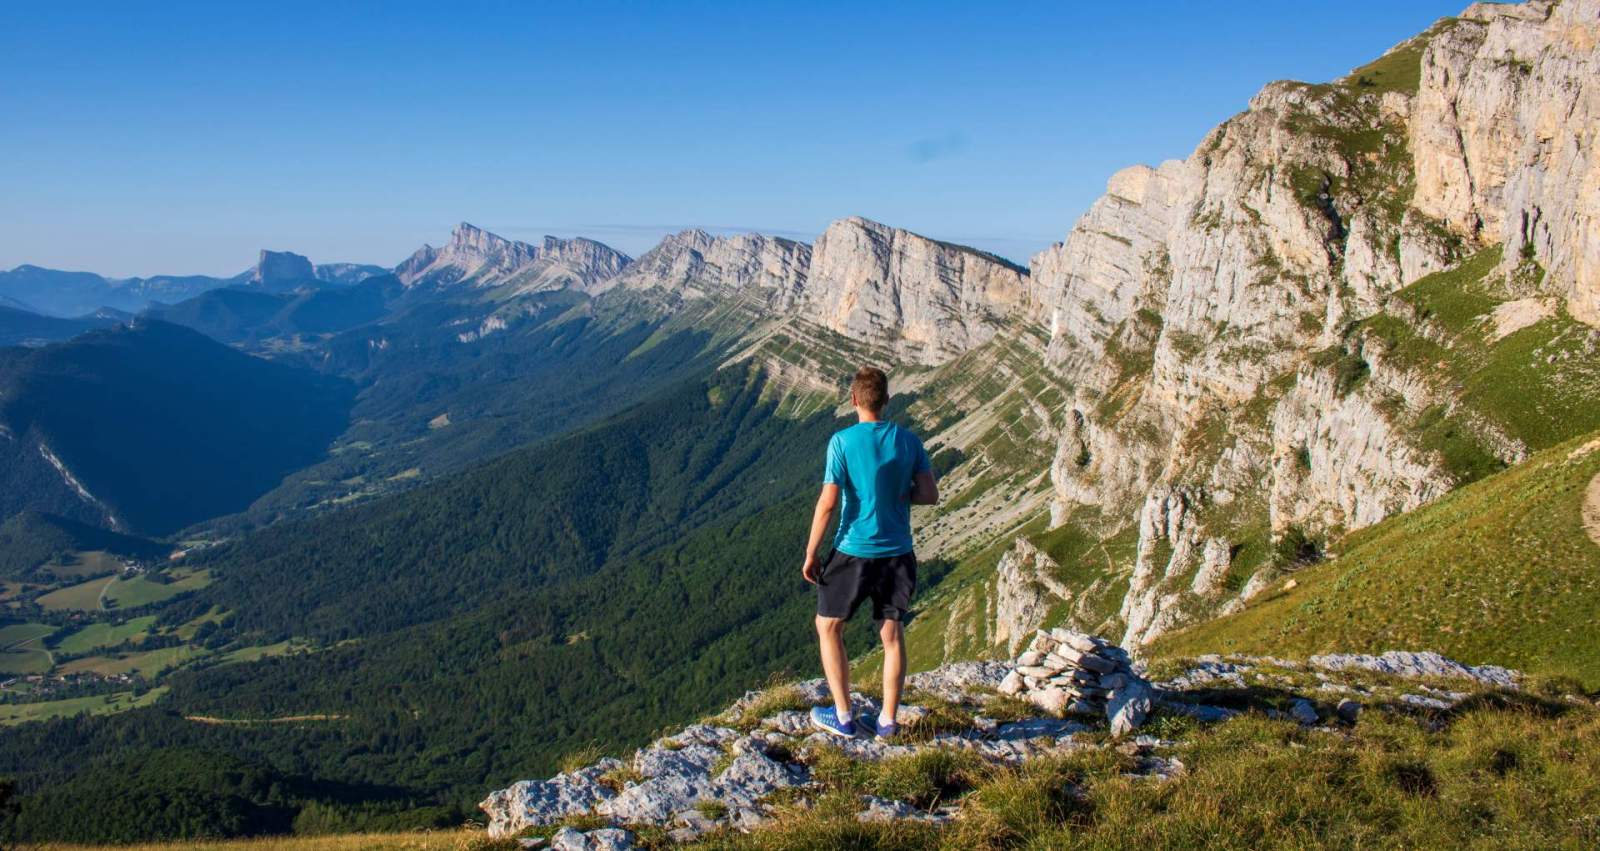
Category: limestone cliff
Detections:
[
  {"x1": 800, "y1": 217, "x2": 1034, "y2": 365},
  {"x1": 895, "y1": 0, "x2": 1600, "y2": 655},
  {"x1": 396, "y1": 222, "x2": 631, "y2": 294}
]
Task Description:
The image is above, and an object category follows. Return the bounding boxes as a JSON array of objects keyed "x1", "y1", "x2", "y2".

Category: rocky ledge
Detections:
[{"x1": 481, "y1": 637, "x2": 1523, "y2": 847}]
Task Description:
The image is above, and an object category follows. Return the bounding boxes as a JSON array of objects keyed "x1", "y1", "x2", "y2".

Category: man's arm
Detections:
[
  {"x1": 802, "y1": 483, "x2": 841, "y2": 584},
  {"x1": 909, "y1": 470, "x2": 939, "y2": 505}
]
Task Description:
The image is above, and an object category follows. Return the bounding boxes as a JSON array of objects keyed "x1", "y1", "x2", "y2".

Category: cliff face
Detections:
[
  {"x1": 1413, "y1": 0, "x2": 1600, "y2": 323},
  {"x1": 396, "y1": 222, "x2": 631, "y2": 293},
  {"x1": 597, "y1": 229, "x2": 811, "y2": 308},
  {"x1": 897, "y1": 0, "x2": 1600, "y2": 654},
  {"x1": 801, "y1": 217, "x2": 1034, "y2": 365}
]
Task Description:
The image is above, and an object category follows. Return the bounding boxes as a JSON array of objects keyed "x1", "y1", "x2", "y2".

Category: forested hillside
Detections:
[
  {"x1": 0, "y1": 367, "x2": 916, "y2": 842},
  {"x1": 0, "y1": 321, "x2": 354, "y2": 535}
]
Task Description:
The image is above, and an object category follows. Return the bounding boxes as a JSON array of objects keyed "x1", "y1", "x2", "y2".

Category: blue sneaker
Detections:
[
  {"x1": 809, "y1": 705, "x2": 856, "y2": 738},
  {"x1": 873, "y1": 718, "x2": 900, "y2": 741}
]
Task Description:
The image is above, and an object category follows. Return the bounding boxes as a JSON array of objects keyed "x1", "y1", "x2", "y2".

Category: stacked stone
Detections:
[{"x1": 997, "y1": 628, "x2": 1152, "y2": 735}]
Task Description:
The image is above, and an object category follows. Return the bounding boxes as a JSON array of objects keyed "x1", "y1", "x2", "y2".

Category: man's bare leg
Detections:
[
  {"x1": 816, "y1": 615, "x2": 852, "y2": 717},
  {"x1": 879, "y1": 618, "x2": 904, "y2": 723}
]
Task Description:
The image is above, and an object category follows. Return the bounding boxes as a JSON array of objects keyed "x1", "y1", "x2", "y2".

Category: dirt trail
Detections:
[{"x1": 1584, "y1": 471, "x2": 1600, "y2": 549}]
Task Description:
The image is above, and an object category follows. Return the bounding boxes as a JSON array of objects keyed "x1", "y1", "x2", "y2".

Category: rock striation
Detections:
[
  {"x1": 594, "y1": 229, "x2": 810, "y2": 308},
  {"x1": 1412, "y1": 0, "x2": 1600, "y2": 324},
  {"x1": 948, "y1": 0, "x2": 1600, "y2": 651},
  {"x1": 802, "y1": 217, "x2": 1034, "y2": 365},
  {"x1": 396, "y1": 222, "x2": 631, "y2": 294}
]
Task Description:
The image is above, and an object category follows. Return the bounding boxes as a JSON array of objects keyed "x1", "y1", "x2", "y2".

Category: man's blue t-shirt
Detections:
[{"x1": 823, "y1": 421, "x2": 932, "y2": 558}]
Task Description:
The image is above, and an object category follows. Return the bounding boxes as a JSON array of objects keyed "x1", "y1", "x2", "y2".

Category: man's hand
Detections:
[{"x1": 802, "y1": 552, "x2": 821, "y2": 584}]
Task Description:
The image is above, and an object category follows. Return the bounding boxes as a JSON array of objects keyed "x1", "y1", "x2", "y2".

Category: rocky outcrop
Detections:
[
  {"x1": 977, "y1": 0, "x2": 1600, "y2": 651},
  {"x1": 595, "y1": 229, "x2": 810, "y2": 308},
  {"x1": 249, "y1": 250, "x2": 316, "y2": 289},
  {"x1": 312, "y1": 262, "x2": 389, "y2": 285},
  {"x1": 481, "y1": 645, "x2": 1517, "y2": 843},
  {"x1": 396, "y1": 222, "x2": 631, "y2": 294},
  {"x1": 991, "y1": 538, "x2": 1073, "y2": 655},
  {"x1": 801, "y1": 217, "x2": 1034, "y2": 364},
  {"x1": 1411, "y1": 0, "x2": 1600, "y2": 323}
]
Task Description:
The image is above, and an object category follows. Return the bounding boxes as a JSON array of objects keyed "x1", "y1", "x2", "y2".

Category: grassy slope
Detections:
[{"x1": 1156, "y1": 430, "x2": 1600, "y2": 686}]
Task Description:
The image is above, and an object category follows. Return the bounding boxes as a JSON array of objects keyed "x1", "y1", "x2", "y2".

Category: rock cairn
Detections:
[{"x1": 996, "y1": 628, "x2": 1154, "y2": 736}]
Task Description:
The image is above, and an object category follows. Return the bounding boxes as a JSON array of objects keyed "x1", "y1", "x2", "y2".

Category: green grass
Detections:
[
  {"x1": 35, "y1": 574, "x2": 118, "y2": 611},
  {"x1": 58, "y1": 645, "x2": 204, "y2": 678},
  {"x1": 38, "y1": 550, "x2": 125, "y2": 580},
  {"x1": 695, "y1": 692, "x2": 1600, "y2": 850},
  {"x1": 102, "y1": 568, "x2": 212, "y2": 609},
  {"x1": 0, "y1": 646, "x2": 53, "y2": 675},
  {"x1": 0, "y1": 686, "x2": 168, "y2": 724},
  {"x1": 218, "y1": 641, "x2": 297, "y2": 665},
  {"x1": 1156, "y1": 430, "x2": 1600, "y2": 686},
  {"x1": 0, "y1": 622, "x2": 57, "y2": 647},
  {"x1": 54, "y1": 615, "x2": 158, "y2": 654}
]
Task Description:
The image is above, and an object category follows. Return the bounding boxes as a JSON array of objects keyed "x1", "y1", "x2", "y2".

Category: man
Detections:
[{"x1": 802, "y1": 366, "x2": 938, "y2": 740}]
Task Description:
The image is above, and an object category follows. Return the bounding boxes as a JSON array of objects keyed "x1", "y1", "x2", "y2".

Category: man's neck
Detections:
[{"x1": 856, "y1": 408, "x2": 883, "y2": 423}]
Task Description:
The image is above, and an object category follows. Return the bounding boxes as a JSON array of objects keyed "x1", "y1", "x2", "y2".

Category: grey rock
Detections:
[
  {"x1": 997, "y1": 670, "x2": 1025, "y2": 696},
  {"x1": 1289, "y1": 699, "x2": 1320, "y2": 726},
  {"x1": 905, "y1": 660, "x2": 1010, "y2": 702},
  {"x1": 1336, "y1": 699, "x2": 1362, "y2": 723},
  {"x1": 1309, "y1": 651, "x2": 1519, "y2": 688},
  {"x1": 597, "y1": 771, "x2": 716, "y2": 824},
  {"x1": 712, "y1": 750, "x2": 809, "y2": 807},
  {"x1": 634, "y1": 743, "x2": 720, "y2": 779},
  {"x1": 993, "y1": 718, "x2": 1087, "y2": 741},
  {"x1": 855, "y1": 795, "x2": 955, "y2": 824},
  {"x1": 762, "y1": 710, "x2": 813, "y2": 736},
  {"x1": 479, "y1": 758, "x2": 621, "y2": 837},
  {"x1": 1028, "y1": 687, "x2": 1070, "y2": 716},
  {"x1": 1107, "y1": 679, "x2": 1154, "y2": 737},
  {"x1": 1399, "y1": 693, "x2": 1456, "y2": 711},
  {"x1": 549, "y1": 826, "x2": 636, "y2": 851},
  {"x1": 1154, "y1": 700, "x2": 1238, "y2": 723},
  {"x1": 670, "y1": 724, "x2": 741, "y2": 749}
]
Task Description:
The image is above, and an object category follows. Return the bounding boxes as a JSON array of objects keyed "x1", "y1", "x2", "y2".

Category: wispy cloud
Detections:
[{"x1": 906, "y1": 131, "x2": 968, "y2": 163}]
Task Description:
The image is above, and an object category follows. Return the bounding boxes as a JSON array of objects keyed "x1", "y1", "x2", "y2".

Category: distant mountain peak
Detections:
[
  {"x1": 396, "y1": 222, "x2": 630, "y2": 294},
  {"x1": 250, "y1": 250, "x2": 317, "y2": 288}
]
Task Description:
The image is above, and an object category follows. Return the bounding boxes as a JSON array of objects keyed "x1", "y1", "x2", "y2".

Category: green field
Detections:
[
  {"x1": 39, "y1": 550, "x2": 124, "y2": 581},
  {"x1": 1157, "y1": 430, "x2": 1600, "y2": 686},
  {"x1": 103, "y1": 568, "x2": 211, "y2": 609},
  {"x1": 0, "y1": 623, "x2": 59, "y2": 675},
  {"x1": 59, "y1": 645, "x2": 204, "y2": 678},
  {"x1": 0, "y1": 622, "x2": 57, "y2": 646},
  {"x1": 54, "y1": 616, "x2": 158, "y2": 654},
  {"x1": 0, "y1": 687, "x2": 167, "y2": 724},
  {"x1": 36, "y1": 574, "x2": 117, "y2": 611},
  {"x1": 0, "y1": 646, "x2": 52, "y2": 675},
  {"x1": 218, "y1": 641, "x2": 297, "y2": 665}
]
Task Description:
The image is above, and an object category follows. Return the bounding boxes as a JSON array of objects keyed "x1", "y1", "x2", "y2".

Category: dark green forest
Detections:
[
  {"x1": 0, "y1": 321, "x2": 355, "y2": 536},
  {"x1": 0, "y1": 366, "x2": 935, "y2": 843},
  {"x1": 0, "y1": 511, "x2": 167, "y2": 579}
]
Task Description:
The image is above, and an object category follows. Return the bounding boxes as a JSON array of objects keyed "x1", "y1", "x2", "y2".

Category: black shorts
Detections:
[{"x1": 816, "y1": 550, "x2": 917, "y2": 622}]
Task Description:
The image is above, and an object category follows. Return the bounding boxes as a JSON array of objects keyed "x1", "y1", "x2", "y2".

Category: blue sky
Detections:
[{"x1": 1, "y1": 1, "x2": 1464, "y2": 277}]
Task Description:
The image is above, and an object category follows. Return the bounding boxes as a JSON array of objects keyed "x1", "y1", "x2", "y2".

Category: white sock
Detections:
[
  {"x1": 835, "y1": 706, "x2": 852, "y2": 724},
  {"x1": 878, "y1": 711, "x2": 895, "y2": 728}
]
